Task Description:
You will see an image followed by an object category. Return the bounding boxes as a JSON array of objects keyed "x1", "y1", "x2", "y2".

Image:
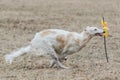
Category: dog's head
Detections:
[{"x1": 85, "y1": 26, "x2": 104, "y2": 36}]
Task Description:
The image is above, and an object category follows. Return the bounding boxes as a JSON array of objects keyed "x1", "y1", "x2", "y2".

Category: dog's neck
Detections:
[{"x1": 80, "y1": 31, "x2": 93, "y2": 43}]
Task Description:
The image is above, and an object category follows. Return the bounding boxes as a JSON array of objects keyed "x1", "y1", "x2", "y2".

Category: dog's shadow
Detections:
[
  {"x1": 7, "y1": 63, "x2": 50, "y2": 70},
  {"x1": 22, "y1": 63, "x2": 49, "y2": 70}
]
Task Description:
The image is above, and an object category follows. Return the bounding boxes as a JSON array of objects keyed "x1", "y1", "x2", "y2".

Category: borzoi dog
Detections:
[{"x1": 5, "y1": 26, "x2": 103, "y2": 69}]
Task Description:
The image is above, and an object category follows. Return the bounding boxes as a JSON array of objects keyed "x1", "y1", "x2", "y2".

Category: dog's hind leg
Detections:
[
  {"x1": 49, "y1": 55, "x2": 68, "y2": 68},
  {"x1": 36, "y1": 40, "x2": 68, "y2": 69},
  {"x1": 49, "y1": 53, "x2": 69, "y2": 69}
]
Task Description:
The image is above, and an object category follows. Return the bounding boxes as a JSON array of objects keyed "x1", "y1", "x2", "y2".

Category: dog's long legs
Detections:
[
  {"x1": 54, "y1": 59, "x2": 68, "y2": 69},
  {"x1": 49, "y1": 56, "x2": 67, "y2": 68},
  {"x1": 32, "y1": 38, "x2": 69, "y2": 69},
  {"x1": 49, "y1": 52, "x2": 69, "y2": 69},
  {"x1": 49, "y1": 60, "x2": 55, "y2": 68}
]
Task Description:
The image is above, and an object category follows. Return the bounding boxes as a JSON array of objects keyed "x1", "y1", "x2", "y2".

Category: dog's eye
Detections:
[{"x1": 94, "y1": 29, "x2": 97, "y2": 31}]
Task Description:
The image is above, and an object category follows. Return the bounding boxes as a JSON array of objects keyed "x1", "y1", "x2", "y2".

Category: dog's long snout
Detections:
[{"x1": 99, "y1": 29, "x2": 104, "y2": 33}]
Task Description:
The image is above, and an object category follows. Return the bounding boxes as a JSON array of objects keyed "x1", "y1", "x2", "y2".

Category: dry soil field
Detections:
[{"x1": 0, "y1": 0, "x2": 120, "y2": 80}]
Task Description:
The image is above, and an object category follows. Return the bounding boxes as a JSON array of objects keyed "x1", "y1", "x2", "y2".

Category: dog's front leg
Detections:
[
  {"x1": 49, "y1": 56, "x2": 68, "y2": 68},
  {"x1": 49, "y1": 60, "x2": 55, "y2": 68},
  {"x1": 59, "y1": 55, "x2": 68, "y2": 62},
  {"x1": 50, "y1": 54, "x2": 69, "y2": 69}
]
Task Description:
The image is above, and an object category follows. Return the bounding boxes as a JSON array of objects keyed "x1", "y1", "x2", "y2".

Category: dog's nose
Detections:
[{"x1": 103, "y1": 31, "x2": 105, "y2": 33}]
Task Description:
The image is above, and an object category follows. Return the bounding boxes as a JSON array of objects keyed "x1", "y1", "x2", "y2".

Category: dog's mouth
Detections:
[{"x1": 95, "y1": 33, "x2": 103, "y2": 36}]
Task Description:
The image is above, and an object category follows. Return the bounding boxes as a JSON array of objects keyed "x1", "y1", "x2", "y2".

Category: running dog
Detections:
[{"x1": 5, "y1": 26, "x2": 103, "y2": 69}]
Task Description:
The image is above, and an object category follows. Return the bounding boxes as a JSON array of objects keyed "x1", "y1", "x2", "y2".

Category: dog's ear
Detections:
[
  {"x1": 87, "y1": 26, "x2": 90, "y2": 28},
  {"x1": 85, "y1": 26, "x2": 90, "y2": 31}
]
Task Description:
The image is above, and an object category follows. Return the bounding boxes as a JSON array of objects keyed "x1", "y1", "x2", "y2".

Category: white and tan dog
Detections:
[{"x1": 5, "y1": 26, "x2": 103, "y2": 69}]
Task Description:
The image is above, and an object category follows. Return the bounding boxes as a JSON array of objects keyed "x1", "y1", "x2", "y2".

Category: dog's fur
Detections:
[{"x1": 5, "y1": 26, "x2": 103, "y2": 69}]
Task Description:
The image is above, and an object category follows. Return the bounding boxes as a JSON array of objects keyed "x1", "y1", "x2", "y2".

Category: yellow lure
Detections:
[{"x1": 101, "y1": 20, "x2": 109, "y2": 37}]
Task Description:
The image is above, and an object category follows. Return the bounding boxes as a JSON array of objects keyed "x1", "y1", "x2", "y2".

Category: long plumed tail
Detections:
[{"x1": 4, "y1": 45, "x2": 31, "y2": 64}]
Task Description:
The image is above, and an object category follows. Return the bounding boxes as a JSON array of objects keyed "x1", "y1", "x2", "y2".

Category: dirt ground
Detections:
[{"x1": 0, "y1": 0, "x2": 120, "y2": 80}]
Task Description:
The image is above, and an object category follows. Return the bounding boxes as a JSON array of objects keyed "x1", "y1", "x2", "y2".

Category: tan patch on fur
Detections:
[
  {"x1": 66, "y1": 33, "x2": 74, "y2": 42},
  {"x1": 56, "y1": 35, "x2": 66, "y2": 49},
  {"x1": 75, "y1": 38, "x2": 81, "y2": 45},
  {"x1": 62, "y1": 33, "x2": 77, "y2": 49},
  {"x1": 41, "y1": 30, "x2": 56, "y2": 37},
  {"x1": 64, "y1": 33, "x2": 75, "y2": 49}
]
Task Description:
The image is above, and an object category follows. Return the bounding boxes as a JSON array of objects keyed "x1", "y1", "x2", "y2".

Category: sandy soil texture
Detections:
[{"x1": 0, "y1": 0, "x2": 120, "y2": 80}]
